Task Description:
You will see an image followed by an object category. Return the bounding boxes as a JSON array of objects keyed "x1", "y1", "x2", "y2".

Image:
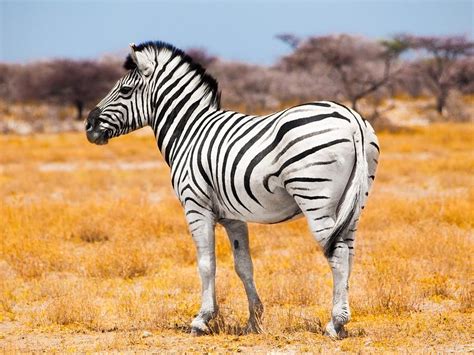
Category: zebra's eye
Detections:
[{"x1": 119, "y1": 86, "x2": 133, "y2": 94}]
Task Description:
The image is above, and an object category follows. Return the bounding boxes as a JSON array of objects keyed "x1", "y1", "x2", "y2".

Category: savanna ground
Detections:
[{"x1": 0, "y1": 122, "x2": 473, "y2": 352}]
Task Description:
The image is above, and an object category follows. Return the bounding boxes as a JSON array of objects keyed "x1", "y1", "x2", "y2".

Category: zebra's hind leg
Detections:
[
  {"x1": 324, "y1": 228, "x2": 357, "y2": 339},
  {"x1": 220, "y1": 219, "x2": 264, "y2": 334},
  {"x1": 296, "y1": 198, "x2": 357, "y2": 339}
]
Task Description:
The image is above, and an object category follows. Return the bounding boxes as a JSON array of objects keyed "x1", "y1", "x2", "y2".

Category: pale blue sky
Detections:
[{"x1": 1, "y1": 0, "x2": 472, "y2": 65}]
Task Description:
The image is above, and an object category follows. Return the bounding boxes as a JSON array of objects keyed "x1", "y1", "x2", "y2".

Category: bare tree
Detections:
[
  {"x1": 0, "y1": 64, "x2": 20, "y2": 101},
  {"x1": 47, "y1": 59, "x2": 122, "y2": 119},
  {"x1": 397, "y1": 34, "x2": 474, "y2": 115},
  {"x1": 275, "y1": 33, "x2": 301, "y2": 49},
  {"x1": 452, "y1": 57, "x2": 474, "y2": 94},
  {"x1": 208, "y1": 61, "x2": 279, "y2": 111},
  {"x1": 278, "y1": 34, "x2": 407, "y2": 111},
  {"x1": 393, "y1": 62, "x2": 428, "y2": 97},
  {"x1": 4, "y1": 59, "x2": 122, "y2": 120},
  {"x1": 186, "y1": 47, "x2": 217, "y2": 68},
  {"x1": 7, "y1": 62, "x2": 55, "y2": 102}
]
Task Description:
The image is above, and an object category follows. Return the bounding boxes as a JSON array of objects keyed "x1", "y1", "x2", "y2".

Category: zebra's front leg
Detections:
[
  {"x1": 187, "y1": 215, "x2": 218, "y2": 335},
  {"x1": 221, "y1": 219, "x2": 264, "y2": 334}
]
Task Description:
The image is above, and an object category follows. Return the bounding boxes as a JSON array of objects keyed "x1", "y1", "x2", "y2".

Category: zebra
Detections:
[{"x1": 85, "y1": 41, "x2": 380, "y2": 338}]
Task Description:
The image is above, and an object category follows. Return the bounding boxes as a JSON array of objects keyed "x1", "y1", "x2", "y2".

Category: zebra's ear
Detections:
[{"x1": 129, "y1": 43, "x2": 154, "y2": 77}]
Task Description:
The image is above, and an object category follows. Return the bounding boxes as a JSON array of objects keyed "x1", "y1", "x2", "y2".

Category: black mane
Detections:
[{"x1": 123, "y1": 41, "x2": 221, "y2": 108}]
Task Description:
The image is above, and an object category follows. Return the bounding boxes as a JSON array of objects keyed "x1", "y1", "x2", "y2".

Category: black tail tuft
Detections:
[{"x1": 323, "y1": 197, "x2": 357, "y2": 258}]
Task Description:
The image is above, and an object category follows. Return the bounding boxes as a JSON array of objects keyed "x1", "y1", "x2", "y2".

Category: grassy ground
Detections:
[{"x1": 0, "y1": 123, "x2": 473, "y2": 352}]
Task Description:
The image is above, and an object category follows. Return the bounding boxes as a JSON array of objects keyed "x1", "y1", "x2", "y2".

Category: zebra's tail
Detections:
[{"x1": 323, "y1": 126, "x2": 368, "y2": 257}]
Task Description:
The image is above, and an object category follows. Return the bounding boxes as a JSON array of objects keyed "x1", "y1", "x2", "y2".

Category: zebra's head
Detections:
[
  {"x1": 86, "y1": 42, "x2": 220, "y2": 145},
  {"x1": 85, "y1": 43, "x2": 157, "y2": 145}
]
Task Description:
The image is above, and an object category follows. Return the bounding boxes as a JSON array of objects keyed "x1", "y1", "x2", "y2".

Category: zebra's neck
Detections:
[{"x1": 147, "y1": 50, "x2": 220, "y2": 165}]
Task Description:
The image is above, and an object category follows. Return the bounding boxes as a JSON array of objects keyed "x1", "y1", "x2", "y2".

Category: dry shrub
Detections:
[
  {"x1": 354, "y1": 256, "x2": 418, "y2": 314},
  {"x1": 44, "y1": 293, "x2": 99, "y2": 329},
  {"x1": 418, "y1": 275, "x2": 450, "y2": 299},
  {"x1": 116, "y1": 288, "x2": 171, "y2": 330},
  {"x1": 458, "y1": 286, "x2": 473, "y2": 311},
  {"x1": 77, "y1": 223, "x2": 109, "y2": 243},
  {"x1": 37, "y1": 277, "x2": 101, "y2": 330},
  {"x1": 279, "y1": 308, "x2": 323, "y2": 334},
  {"x1": 207, "y1": 312, "x2": 246, "y2": 335},
  {"x1": 440, "y1": 189, "x2": 474, "y2": 228},
  {"x1": 83, "y1": 240, "x2": 155, "y2": 279},
  {"x1": 2, "y1": 237, "x2": 72, "y2": 279},
  {"x1": 0, "y1": 261, "x2": 19, "y2": 320},
  {"x1": 114, "y1": 274, "x2": 200, "y2": 331},
  {"x1": 0, "y1": 280, "x2": 16, "y2": 319}
]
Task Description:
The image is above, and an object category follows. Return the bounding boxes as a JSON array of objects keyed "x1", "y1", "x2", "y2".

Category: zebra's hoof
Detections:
[
  {"x1": 243, "y1": 321, "x2": 263, "y2": 334},
  {"x1": 191, "y1": 326, "x2": 209, "y2": 336},
  {"x1": 190, "y1": 318, "x2": 210, "y2": 336},
  {"x1": 324, "y1": 321, "x2": 348, "y2": 339}
]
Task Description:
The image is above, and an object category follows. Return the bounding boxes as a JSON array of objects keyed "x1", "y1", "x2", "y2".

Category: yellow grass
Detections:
[{"x1": 0, "y1": 123, "x2": 473, "y2": 352}]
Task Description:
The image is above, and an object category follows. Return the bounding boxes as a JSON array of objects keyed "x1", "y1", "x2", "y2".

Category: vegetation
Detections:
[
  {"x1": 0, "y1": 58, "x2": 122, "y2": 120},
  {"x1": 396, "y1": 34, "x2": 474, "y2": 115},
  {"x1": 0, "y1": 123, "x2": 472, "y2": 352},
  {"x1": 0, "y1": 34, "x2": 472, "y2": 125}
]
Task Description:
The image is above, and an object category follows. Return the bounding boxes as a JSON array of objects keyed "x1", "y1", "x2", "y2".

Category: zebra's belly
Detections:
[{"x1": 215, "y1": 185, "x2": 303, "y2": 224}]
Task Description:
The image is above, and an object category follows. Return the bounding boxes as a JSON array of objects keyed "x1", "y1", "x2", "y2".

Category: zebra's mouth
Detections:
[{"x1": 86, "y1": 128, "x2": 109, "y2": 145}]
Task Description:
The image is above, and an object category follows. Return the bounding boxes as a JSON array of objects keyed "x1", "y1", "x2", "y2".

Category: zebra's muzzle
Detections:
[
  {"x1": 85, "y1": 107, "x2": 110, "y2": 145},
  {"x1": 86, "y1": 129, "x2": 109, "y2": 145}
]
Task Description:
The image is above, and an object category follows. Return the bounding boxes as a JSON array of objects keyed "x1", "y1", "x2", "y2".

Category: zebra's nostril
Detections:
[{"x1": 85, "y1": 121, "x2": 93, "y2": 131}]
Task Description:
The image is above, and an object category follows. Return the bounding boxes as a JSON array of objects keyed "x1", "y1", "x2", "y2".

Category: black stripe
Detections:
[
  {"x1": 183, "y1": 197, "x2": 209, "y2": 210},
  {"x1": 269, "y1": 209, "x2": 302, "y2": 224},
  {"x1": 171, "y1": 111, "x2": 221, "y2": 191},
  {"x1": 264, "y1": 139, "x2": 351, "y2": 191},
  {"x1": 170, "y1": 106, "x2": 211, "y2": 164},
  {"x1": 152, "y1": 58, "x2": 186, "y2": 112},
  {"x1": 283, "y1": 177, "x2": 332, "y2": 188},
  {"x1": 293, "y1": 194, "x2": 329, "y2": 200},
  {"x1": 315, "y1": 227, "x2": 332, "y2": 233},
  {"x1": 156, "y1": 72, "x2": 200, "y2": 150},
  {"x1": 329, "y1": 101, "x2": 365, "y2": 153},
  {"x1": 306, "y1": 207, "x2": 324, "y2": 212},
  {"x1": 185, "y1": 209, "x2": 204, "y2": 216},
  {"x1": 164, "y1": 99, "x2": 201, "y2": 163},
  {"x1": 370, "y1": 141, "x2": 380, "y2": 152},
  {"x1": 272, "y1": 128, "x2": 337, "y2": 163},
  {"x1": 304, "y1": 102, "x2": 331, "y2": 107},
  {"x1": 220, "y1": 116, "x2": 272, "y2": 213}
]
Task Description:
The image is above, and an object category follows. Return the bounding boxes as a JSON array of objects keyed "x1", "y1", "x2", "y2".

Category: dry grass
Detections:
[{"x1": 0, "y1": 123, "x2": 473, "y2": 352}]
